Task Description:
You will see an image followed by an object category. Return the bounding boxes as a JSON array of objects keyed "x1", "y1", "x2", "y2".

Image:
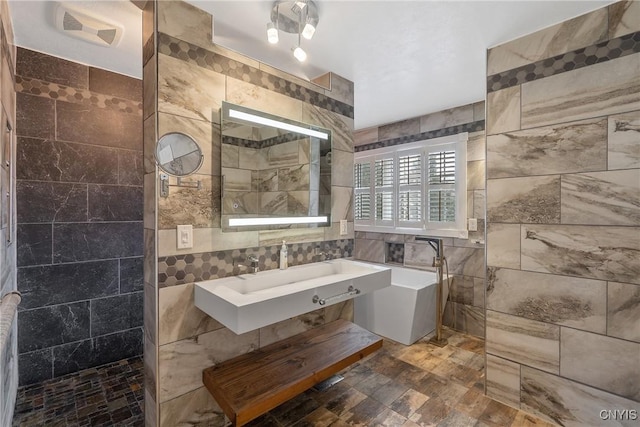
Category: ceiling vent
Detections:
[{"x1": 55, "y1": 2, "x2": 123, "y2": 47}]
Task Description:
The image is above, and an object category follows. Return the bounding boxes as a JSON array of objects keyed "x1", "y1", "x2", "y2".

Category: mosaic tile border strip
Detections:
[
  {"x1": 158, "y1": 33, "x2": 354, "y2": 119},
  {"x1": 487, "y1": 31, "x2": 640, "y2": 93},
  {"x1": 158, "y1": 239, "x2": 354, "y2": 288},
  {"x1": 222, "y1": 132, "x2": 307, "y2": 149},
  {"x1": 355, "y1": 120, "x2": 485, "y2": 152},
  {"x1": 386, "y1": 242, "x2": 405, "y2": 264},
  {"x1": 16, "y1": 75, "x2": 143, "y2": 115}
]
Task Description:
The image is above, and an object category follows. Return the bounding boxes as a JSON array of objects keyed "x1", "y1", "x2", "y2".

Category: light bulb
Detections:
[
  {"x1": 293, "y1": 46, "x2": 307, "y2": 62},
  {"x1": 302, "y1": 22, "x2": 316, "y2": 40},
  {"x1": 267, "y1": 22, "x2": 278, "y2": 44}
]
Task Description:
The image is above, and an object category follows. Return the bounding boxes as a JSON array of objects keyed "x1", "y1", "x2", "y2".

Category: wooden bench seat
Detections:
[{"x1": 202, "y1": 319, "x2": 383, "y2": 426}]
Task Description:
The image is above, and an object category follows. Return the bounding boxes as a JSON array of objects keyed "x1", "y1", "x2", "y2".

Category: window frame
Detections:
[{"x1": 354, "y1": 132, "x2": 468, "y2": 238}]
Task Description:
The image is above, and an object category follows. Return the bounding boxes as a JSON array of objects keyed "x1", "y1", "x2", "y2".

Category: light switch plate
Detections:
[
  {"x1": 339, "y1": 220, "x2": 348, "y2": 236},
  {"x1": 177, "y1": 224, "x2": 193, "y2": 249},
  {"x1": 468, "y1": 218, "x2": 478, "y2": 232}
]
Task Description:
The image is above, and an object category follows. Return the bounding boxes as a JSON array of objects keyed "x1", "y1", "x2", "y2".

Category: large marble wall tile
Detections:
[
  {"x1": 487, "y1": 268, "x2": 606, "y2": 333},
  {"x1": 88, "y1": 185, "x2": 143, "y2": 222},
  {"x1": 521, "y1": 54, "x2": 640, "y2": 129},
  {"x1": 16, "y1": 181, "x2": 87, "y2": 223},
  {"x1": 472, "y1": 190, "x2": 485, "y2": 219},
  {"x1": 287, "y1": 191, "x2": 310, "y2": 215},
  {"x1": 331, "y1": 186, "x2": 353, "y2": 221},
  {"x1": 16, "y1": 47, "x2": 88, "y2": 88},
  {"x1": 521, "y1": 224, "x2": 640, "y2": 285},
  {"x1": 486, "y1": 310, "x2": 559, "y2": 374},
  {"x1": 17, "y1": 260, "x2": 119, "y2": 310},
  {"x1": 486, "y1": 118, "x2": 607, "y2": 179},
  {"x1": 144, "y1": 280, "x2": 157, "y2": 346},
  {"x1": 403, "y1": 242, "x2": 437, "y2": 270},
  {"x1": 16, "y1": 224, "x2": 52, "y2": 267},
  {"x1": 159, "y1": 386, "x2": 226, "y2": 427},
  {"x1": 143, "y1": 115, "x2": 157, "y2": 174},
  {"x1": 120, "y1": 257, "x2": 144, "y2": 293},
  {"x1": 608, "y1": 112, "x2": 640, "y2": 170},
  {"x1": 18, "y1": 302, "x2": 90, "y2": 352},
  {"x1": 144, "y1": 326, "x2": 157, "y2": 402},
  {"x1": 158, "y1": 175, "x2": 220, "y2": 229},
  {"x1": 324, "y1": 299, "x2": 354, "y2": 323},
  {"x1": 88, "y1": 67, "x2": 142, "y2": 102},
  {"x1": 379, "y1": 118, "x2": 420, "y2": 140},
  {"x1": 16, "y1": 93, "x2": 54, "y2": 139},
  {"x1": 449, "y1": 276, "x2": 475, "y2": 305},
  {"x1": 258, "y1": 227, "x2": 324, "y2": 247},
  {"x1": 486, "y1": 354, "x2": 521, "y2": 409},
  {"x1": 259, "y1": 310, "x2": 325, "y2": 347},
  {"x1": 118, "y1": 149, "x2": 144, "y2": 186},
  {"x1": 264, "y1": 141, "x2": 300, "y2": 168},
  {"x1": 260, "y1": 191, "x2": 288, "y2": 215},
  {"x1": 521, "y1": 366, "x2": 640, "y2": 427},
  {"x1": 486, "y1": 86, "x2": 520, "y2": 136},
  {"x1": 561, "y1": 327, "x2": 640, "y2": 400},
  {"x1": 221, "y1": 168, "x2": 252, "y2": 192},
  {"x1": 443, "y1": 302, "x2": 485, "y2": 338},
  {"x1": 487, "y1": 8, "x2": 607, "y2": 75},
  {"x1": 90, "y1": 292, "x2": 143, "y2": 336},
  {"x1": 158, "y1": 113, "x2": 217, "y2": 176},
  {"x1": 145, "y1": 389, "x2": 157, "y2": 427},
  {"x1": 354, "y1": 127, "x2": 378, "y2": 146},
  {"x1": 487, "y1": 176, "x2": 560, "y2": 224},
  {"x1": 331, "y1": 148, "x2": 354, "y2": 188},
  {"x1": 158, "y1": 227, "x2": 259, "y2": 257},
  {"x1": 609, "y1": 1, "x2": 640, "y2": 39},
  {"x1": 443, "y1": 246, "x2": 484, "y2": 278},
  {"x1": 608, "y1": 281, "x2": 640, "y2": 343},
  {"x1": 467, "y1": 160, "x2": 485, "y2": 191},
  {"x1": 227, "y1": 77, "x2": 302, "y2": 123},
  {"x1": 53, "y1": 222, "x2": 143, "y2": 263},
  {"x1": 466, "y1": 133, "x2": 486, "y2": 162},
  {"x1": 561, "y1": 170, "x2": 640, "y2": 226},
  {"x1": 239, "y1": 147, "x2": 266, "y2": 171},
  {"x1": 420, "y1": 104, "x2": 474, "y2": 133},
  {"x1": 487, "y1": 224, "x2": 520, "y2": 269},
  {"x1": 143, "y1": 57, "x2": 156, "y2": 121},
  {"x1": 157, "y1": 53, "x2": 225, "y2": 123},
  {"x1": 157, "y1": 0, "x2": 212, "y2": 50},
  {"x1": 324, "y1": 221, "x2": 355, "y2": 241},
  {"x1": 354, "y1": 239, "x2": 385, "y2": 263},
  {"x1": 158, "y1": 283, "x2": 223, "y2": 345},
  {"x1": 302, "y1": 104, "x2": 354, "y2": 153},
  {"x1": 158, "y1": 327, "x2": 259, "y2": 402},
  {"x1": 18, "y1": 348, "x2": 53, "y2": 386},
  {"x1": 278, "y1": 165, "x2": 310, "y2": 191},
  {"x1": 223, "y1": 191, "x2": 258, "y2": 216},
  {"x1": 222, "y1": 143, "x2": 239, "y2": 168}
]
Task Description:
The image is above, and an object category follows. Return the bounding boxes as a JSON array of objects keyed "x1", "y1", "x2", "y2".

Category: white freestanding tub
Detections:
[{"x1": 354, "y1": 264, "x2": 448, "y2": 345}]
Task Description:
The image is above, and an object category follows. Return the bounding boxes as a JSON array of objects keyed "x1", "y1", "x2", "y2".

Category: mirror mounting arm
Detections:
[{"x1": 159, "y1": 173, "x2": 202, "y2": 198}]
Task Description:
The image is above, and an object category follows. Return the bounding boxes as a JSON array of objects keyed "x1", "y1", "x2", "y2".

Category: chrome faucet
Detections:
[
  {"x1": 314, "y1": 247, "x2": 334, "y2": 261},
  {"x1": 236, "y1": 254, "x2": 259, "y2": 274}
]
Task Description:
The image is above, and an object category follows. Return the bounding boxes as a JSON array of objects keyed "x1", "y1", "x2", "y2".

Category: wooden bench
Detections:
[{"x1": 202, "y1": 319, "x2": 383, "y2": 426}]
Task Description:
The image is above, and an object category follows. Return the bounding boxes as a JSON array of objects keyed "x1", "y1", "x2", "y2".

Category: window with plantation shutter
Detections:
[{"x1": 354, "y1": 132, "x2": 467, "y2": 238}]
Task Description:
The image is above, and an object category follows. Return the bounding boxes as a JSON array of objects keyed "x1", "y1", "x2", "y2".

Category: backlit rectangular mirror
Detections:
[{"x1": 220, "y1": 102, "x2": 332, "y2": 232}]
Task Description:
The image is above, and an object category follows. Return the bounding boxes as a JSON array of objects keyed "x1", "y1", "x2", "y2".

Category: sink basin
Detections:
[{"x1": 194, "y1": 259, "x2": 391, "y2": 334}]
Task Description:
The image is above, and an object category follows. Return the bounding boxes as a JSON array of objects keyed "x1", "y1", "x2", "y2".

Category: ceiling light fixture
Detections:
[{"x1": 267, "y1": 0, "x2": 319, "y2": 62}]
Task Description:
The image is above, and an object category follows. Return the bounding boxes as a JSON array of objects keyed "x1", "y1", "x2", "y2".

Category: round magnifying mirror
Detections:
[{"x1": 155, "y1": 132, "x2": 204, "y2": 176}]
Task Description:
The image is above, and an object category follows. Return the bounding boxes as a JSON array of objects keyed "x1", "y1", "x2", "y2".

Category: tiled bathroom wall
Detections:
[
  {"x1": 143, "y1": 2, "x2": 356, "y2": 425},
  {"x1": 14, "y1": 47, "x2": 144, "y2": 385},
  {"x1": 0, "y1": 0, "x2": 17, "y2": 424},
  {"x1": 353, "y1": 102, "x2": 487, "y2": 338},
  {"x1": 485, "y1": 1, "x2": 640, "y2": 423}
]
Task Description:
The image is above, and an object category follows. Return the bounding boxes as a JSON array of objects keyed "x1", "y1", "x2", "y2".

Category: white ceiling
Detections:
[{"x1": 9, "y1": 0, "x2": 612, "y2": 129}]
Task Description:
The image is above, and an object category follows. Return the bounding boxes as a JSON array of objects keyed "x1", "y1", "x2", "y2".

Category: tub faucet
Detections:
[{"x1": 236, "y1": 255, "x2": 259, "y2": 274}]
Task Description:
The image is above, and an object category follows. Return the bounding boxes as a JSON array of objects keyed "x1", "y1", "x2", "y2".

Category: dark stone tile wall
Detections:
[{"x1": 15, "y1": 47, "x2": 143, "y2": 386}]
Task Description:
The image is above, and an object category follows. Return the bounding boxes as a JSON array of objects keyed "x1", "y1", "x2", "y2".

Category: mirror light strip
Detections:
[
  {"x1": 229, "y1": 216, "x2": 329, "y2": 226},
  {"x1": 228, "y1": 109, "x2": 329, "y2": 140}
]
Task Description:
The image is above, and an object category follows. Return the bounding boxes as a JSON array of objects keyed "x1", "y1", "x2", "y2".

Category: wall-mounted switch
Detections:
[
  {"x1": 177, "y1": 225, "x2": 193, "y2": 249},
  {"x1": 340, "y1": 220, "x2": 348, "y2": 236},
  {"x1": 468, "y1": 218, "x2": 478, "y2": 232}
]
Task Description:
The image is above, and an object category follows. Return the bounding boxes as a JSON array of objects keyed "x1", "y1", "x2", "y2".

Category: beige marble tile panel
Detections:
[
  {"x1": 158, "y1": 113, "x2": 217, "y2": 176},
  {"x1": 608, "y1": 111, "x2": 640, "y2": 170},
  {"x1": 159, "y1": 386, "x2": 225, "y2": 427},
  {"x1": 521, "y1": 366, "x2": 640, "y2": 427},
  {"x1": 521, "y1": 224, "x2": 640, "y2": 285},
  {"x1": 259, "y1": 310, "x2": 325, "y2": 347},
  {"x1": 143, "y1": 115, "x2": 157, "y2": 174},
  {"x1": 472, "y1": 190, "x2": 485, "y2": 219},
  {"x1": 379, "y1": 118, "x2": 420, "y2": 140},
  {"x1": 332, "y1": 148, "x2": 354, "y2": 188},
  {"x1": 486, "y1": 86, "x2": 520, "y2": 136},
  {"x1": 608, "y1": 281, "x2": 640, "y2": 343},
  {"x1": 331, "y1": 186, "x2": 353, "y2": 221},
  {"x1": 354, "y1": 239, "x2": 385, "y2": 263},
  {"x1": 221, "y1": 167, "x2": 252, "y2": 192},
  {"x1": 561, "y1": 169, "x2": 640, "y2": 226},
  {"x1": 324, "y1": 72, "x2": 355, "y2": 106},
  {"x1": 158, "y1": 174, "x2": 220, "y2": 229},
  {"x1": 264, "y1": 141, "x2": 300, "y2": 168},
  {"x1": 473, "y1": 102, "x2": 485, "y2": 122},
  {"x1": 258, "y1": 227, "x2": 324, "y2": 247},
  {"x1": 158, "y1": 227, "x2": 259, "y2": 257},
  {"x1": 144, "y1": 173, "x2": 156, "y2": 230},
  {"x1": 144, "y1": 329, "x2": 157, "y2": 401},
  {"x1": 521, "y1": 54, "x2": 640, "y2": 129},
  {"x1": 354, "y1": 127, "x2": 379, "y2": 146},
  {"x1": 260, "y1": 191, "x2": 288, "y2": 215},
  {"x1": 158, "y1": 283, "x2": 224, "y2": 345},
  {"x1": 561, "y1": 327, "x2": 640, "y2": 401},
  {"x1": 324, "y1": 221, "x2": 354, "y2": 241},
  {"x1": 227, "y1": 78, "x2": 303, "y2": 122},
  {"x1": 324, "y1": 299, "x2": 354, "y2": 322},
  {"x1": 420, "y1": 104, "x2": 474, "y2": 133},
  {"x1": 158, "y1": 54, "x2": 225, "y2": 123},
  {"x1": 144, "y1": 280, "x2": 157, "y2": 348},
  {"x1": 444, "y1": 246, "x2": 485, "y2": 278},
  {"x1": 467, "y1": 160, "x2": 485, "y2": 191},
  {"x1": 222, "y1": 191, "x2": 258, "y2": 216},
  {"x1": 609, "y1": 0, "x2": 640, "y2": 38},
  {"x1": 487, "y1": 118, "x2": 607, "y2": 179},
  {"x1": 486, "y1": 310, "x2": 559, "y2": 374},
  {"x1": 143, "y1": 229, "x2": 156, "y2": 285},
  {"x1": 238, "y1": 146, "x2": 266, "y2": 171},
  {"x1": 143, "y1": 57, "x2": 156, "y2": 120},
  {"x1": 302, "y1": 104, "x2": 354, "y2": 153},
  {"x1": 487, "y1": 267, "x2": 606, "y2": 333},
  {"x1": 157, "y1": 0, "x2": 212, "y2": 50},
  {"x1": 221, "y1": 143, "x2": 239, "y2": 168},
  {"x1": 473, "y1": 277, "x2": 485, "y2": 308},
  {"x1": 403, "y1": 242, "x2": 437, "y2": 270},
  {"x1": 259, "y1": 62, "x2": 324, "y2": 92},
  {"x1": 487, "y1": 223, "x2": 520, "y2": 269},
  {"x1": 487, "y1": 8, "x2": 607, "y2": 75},
  {"x1": 145, "y1": 389, "x2": 157, "y2": 427},
  {"x1": 486, "y1": 354, "x2": 521, "y2": 409},
  {"x1": 487, "y1": 176, "x2": 561, "y2": 224},
  {"x1": 158, "y1": 327, "x2": 259, "y2": 402},
  {"x1": 466, "y1": 133, "x2": 486, "y2": 162}
]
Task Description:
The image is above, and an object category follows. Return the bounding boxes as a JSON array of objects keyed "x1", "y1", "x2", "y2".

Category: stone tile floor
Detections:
[{"x1": 12, "y1": 327, "x2": 555, "y2": 426}]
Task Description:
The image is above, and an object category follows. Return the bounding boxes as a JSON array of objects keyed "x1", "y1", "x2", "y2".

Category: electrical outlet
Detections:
[
  {"x1": 340, "y1": 220, "x2": 348, "y2": 236},
  {"x1": 177, "y1": 225, "x2": 193, "y2": 249},
  {"x1": 468, "y1": 218, "x2": 478, "y2": 232}
]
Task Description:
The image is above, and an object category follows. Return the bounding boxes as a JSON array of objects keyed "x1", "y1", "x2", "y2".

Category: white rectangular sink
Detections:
[{"x1": 194, "y1": 259, "x2": 391, "y2": 335}]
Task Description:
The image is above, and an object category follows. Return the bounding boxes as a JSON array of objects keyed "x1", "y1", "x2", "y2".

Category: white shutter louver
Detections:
[
  {"x1": 427, "y1": 150, "x2": 456, "y2": 223},
  {"x1": 374, "y1": 158, "x2": 394, "y2": 222}
]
